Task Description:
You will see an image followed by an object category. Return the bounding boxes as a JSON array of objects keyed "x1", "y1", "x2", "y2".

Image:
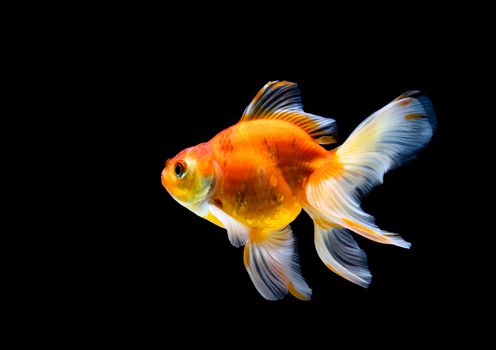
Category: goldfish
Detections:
[{"x1": 161, "y1": 81, "x2": 436, "y2": 300}]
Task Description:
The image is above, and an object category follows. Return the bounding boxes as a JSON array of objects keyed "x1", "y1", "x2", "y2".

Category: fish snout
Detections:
[{"x1": 161, "y1": 168, "x2": 168, "y2": 189}]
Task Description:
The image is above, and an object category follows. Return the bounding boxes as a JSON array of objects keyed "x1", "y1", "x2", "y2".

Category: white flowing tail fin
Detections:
[
  {"x1": 304, "y1": 91, "x2": 436, "y2": 286},
  {"x1": 336, "y1": 90, "x2": 436, "y2": 195}
]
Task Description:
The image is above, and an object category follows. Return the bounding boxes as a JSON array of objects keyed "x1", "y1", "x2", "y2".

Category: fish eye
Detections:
[{"x1": 174, "y1": 161, "x2": 187, "y2": 178}]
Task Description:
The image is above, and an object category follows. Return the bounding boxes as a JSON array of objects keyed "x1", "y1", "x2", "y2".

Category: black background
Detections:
[{"x1": 63, "y1": 15, "x2": 489, "y2": 342}]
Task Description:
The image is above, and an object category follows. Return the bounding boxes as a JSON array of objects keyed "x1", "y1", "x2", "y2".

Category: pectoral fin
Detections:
[{"x1": 208, "y1": 203, "x2": 248, "y2": 247}]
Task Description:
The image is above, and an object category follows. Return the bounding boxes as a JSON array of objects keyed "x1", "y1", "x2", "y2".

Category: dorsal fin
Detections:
[{"x1": 240, "y1": 81, "x2": 337, "y2": 144}]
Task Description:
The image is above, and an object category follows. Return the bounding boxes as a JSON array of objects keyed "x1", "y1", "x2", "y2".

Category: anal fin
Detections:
[{"x1": 243, "y1": 226, "x2": 312, "y2": 301}]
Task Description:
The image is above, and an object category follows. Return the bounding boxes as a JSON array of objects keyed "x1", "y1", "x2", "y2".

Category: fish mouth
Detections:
[{"x1": 161, "y1": 169, "x2": 168, "y2": 190}]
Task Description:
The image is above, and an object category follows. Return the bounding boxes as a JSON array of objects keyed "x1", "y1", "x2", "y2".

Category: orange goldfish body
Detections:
[{"x1": 161, "y1": 81, "x2": 436, "y2": 300}]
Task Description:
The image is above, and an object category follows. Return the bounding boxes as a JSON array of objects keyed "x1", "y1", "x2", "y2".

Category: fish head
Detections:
[{"x1": 161, "y1": 142, "x2": 216, "y2": 213}]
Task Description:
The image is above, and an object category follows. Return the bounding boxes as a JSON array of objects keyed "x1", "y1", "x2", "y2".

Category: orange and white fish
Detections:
[{"x1": 161, "y1": 81, "x2": 436, "y2": 300}]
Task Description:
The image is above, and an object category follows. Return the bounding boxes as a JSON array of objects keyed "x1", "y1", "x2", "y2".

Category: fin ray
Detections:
[
  {"x1": 241, "y1": 81, "x2": 337, "y2": 143},
  {"x1": 244, "y1": 226, "x2": 312, "y2": 301}
]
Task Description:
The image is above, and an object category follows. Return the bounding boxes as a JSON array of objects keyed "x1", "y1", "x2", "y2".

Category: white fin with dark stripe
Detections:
[{"x1": 241, "y1": 81, "x2": 337, "y2": 144}]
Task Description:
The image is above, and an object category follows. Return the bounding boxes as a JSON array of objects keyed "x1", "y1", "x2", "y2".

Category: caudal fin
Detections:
[
  {"x1": 306, "y1": 207, "x2": 372, "y2": 287},
  {"x1": 305, "y1": 91, "x2": 436, "y2": 281},
  {"x1": 336, "y1": 90, "x2": 436, "y2": 193}
]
